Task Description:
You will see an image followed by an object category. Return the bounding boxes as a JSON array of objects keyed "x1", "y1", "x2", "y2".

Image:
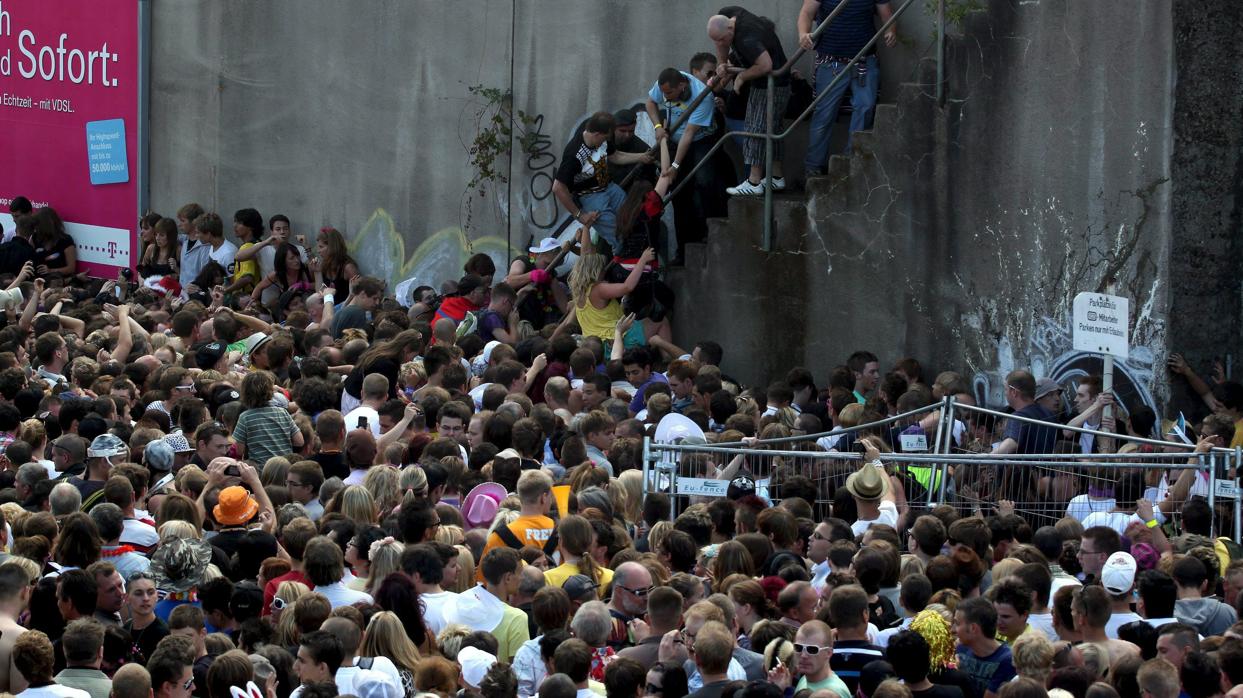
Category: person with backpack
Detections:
[{"x1": 474, "y1": 470, "x2": 558, "y2": 582}]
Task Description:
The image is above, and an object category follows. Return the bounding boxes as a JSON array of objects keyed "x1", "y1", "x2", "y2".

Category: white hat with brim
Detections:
[{"x1": 528, "y1": 237, "x2": 560, "y2": 254}]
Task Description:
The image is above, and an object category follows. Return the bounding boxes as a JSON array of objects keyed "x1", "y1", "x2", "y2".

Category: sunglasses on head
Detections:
[
  {"x1": 272, "y1": 597, "x2": 289, "y2": 611},
  {"x1": 794, "y1": 643, "x2": 830, "y2": 655},
  {"x1": 645, "y1": 684, "x2": 663, "y2": 695}
]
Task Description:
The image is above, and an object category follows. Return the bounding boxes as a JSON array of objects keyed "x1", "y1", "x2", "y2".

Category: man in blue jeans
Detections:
[
  {"x1": 798, "y1": 0, "x2": 898, "y2": 177},
  {"x1": 552, "y1": 112, "x2": 653, "y2": 252}
]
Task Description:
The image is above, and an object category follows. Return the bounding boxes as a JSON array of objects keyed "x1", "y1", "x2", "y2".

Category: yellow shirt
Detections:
[
  {"x1": 1232, "y1": 419, "x2": 1243, "y2": 450},
  {"x1": 233, "y1": 242, "x2": 260, "y2": 290},
  {"x1": 576, "y1": 287, "x2": 622, "y2": 341},
  {"x1": 543, "y1": 560, "x2": 613, "y2": 599}
]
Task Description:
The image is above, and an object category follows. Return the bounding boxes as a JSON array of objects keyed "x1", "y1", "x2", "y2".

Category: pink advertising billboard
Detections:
[{"x1": 0, "y1": 0, "x2": 147, "y2": 277}]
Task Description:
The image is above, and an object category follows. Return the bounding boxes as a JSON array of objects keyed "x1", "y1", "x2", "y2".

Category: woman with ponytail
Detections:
[
  {"x1": 729, "y1": 578, "x2": 779, "y2": 650},
  {"x1": 543, "y1": 515, "x2": 613, "y2": 599}
]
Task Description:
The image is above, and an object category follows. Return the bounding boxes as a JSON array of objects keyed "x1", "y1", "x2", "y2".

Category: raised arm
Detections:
[
  {"x1": 378, "y1": 402, "x2": 422, "y2": 459},
  {"x1": 18, "y1": 276, "x2": 44, "y2": 332},
  {"x1": 591, "y1": 248, "x2": 656, "y2": 301},
  {"x1": 1158, "y1": 437, "x2": 1213, "y2": 515},
  {"x1": 111, "y1": 305, "x2": 133, "y2": 364}
]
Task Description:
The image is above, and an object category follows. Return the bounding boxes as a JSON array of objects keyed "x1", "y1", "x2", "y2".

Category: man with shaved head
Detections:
[
  {"x1": 707, "y1": 7, "x2": 790, "y2": 197},
  {"x1": 607, "y1": 561, "x2": 653, "y2": 649}
]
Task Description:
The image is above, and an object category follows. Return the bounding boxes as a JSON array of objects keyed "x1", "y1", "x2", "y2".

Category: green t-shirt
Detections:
[{"x1": 797, "y1": 673, "x2": 851, "y2": 698}]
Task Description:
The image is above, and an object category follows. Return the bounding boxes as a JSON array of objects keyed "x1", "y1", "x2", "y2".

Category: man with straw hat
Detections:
[{"x1": 845, "y1": 438, "x2": 898, "y2": 537}]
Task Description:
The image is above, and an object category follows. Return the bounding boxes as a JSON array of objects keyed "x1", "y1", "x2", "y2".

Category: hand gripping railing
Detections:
[{"x1": 662, "y1": 0, "x2": 918, "y2": 252}]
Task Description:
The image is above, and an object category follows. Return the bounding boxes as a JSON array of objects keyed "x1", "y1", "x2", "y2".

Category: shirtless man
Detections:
[{"x1": 0, "y1": 563, "x2": 32, "y2": 692}]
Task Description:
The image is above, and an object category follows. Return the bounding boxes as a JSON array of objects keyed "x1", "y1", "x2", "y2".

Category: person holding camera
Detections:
[{"x1": 197, "y1": 457, "x2": 275, "y2": 557}]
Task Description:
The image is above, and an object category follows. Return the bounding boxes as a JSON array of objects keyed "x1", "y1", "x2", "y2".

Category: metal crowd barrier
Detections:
[{"x1": 642, "y1": 396, "x2": 1242, "y2": 539}]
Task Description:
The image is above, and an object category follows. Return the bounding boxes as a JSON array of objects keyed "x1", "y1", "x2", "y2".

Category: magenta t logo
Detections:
[{"x1": 107, "y1": 241, "x2": 118, "y2": 258}]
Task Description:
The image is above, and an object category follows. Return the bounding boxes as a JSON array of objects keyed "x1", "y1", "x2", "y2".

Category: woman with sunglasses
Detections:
[
  {"x1": 124, "y1": 572, "x2": 169, "y2": 663},
  {"x1": 643, "y1": 662, "x2": 688, "y2": 698}
]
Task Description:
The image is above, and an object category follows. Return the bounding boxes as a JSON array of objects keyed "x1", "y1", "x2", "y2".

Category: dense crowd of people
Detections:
[
  {"x1": 1, "y1": 5, "x2": 1241, "y2": 698},
  {"x1": 0, "y1": 187, "x2": 1239, "y2": 698}
]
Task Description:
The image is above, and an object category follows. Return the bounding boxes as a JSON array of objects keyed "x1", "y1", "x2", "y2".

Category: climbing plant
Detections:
[
  {"x1": 464, "y1": 84, "x2": 541, "y2": 192},
  {"x1": 926, "y1": 0, "x2": 984, "y2": 33}
]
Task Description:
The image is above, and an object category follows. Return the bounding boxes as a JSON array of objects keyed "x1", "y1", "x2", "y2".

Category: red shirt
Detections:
[{"x1": 262, "y1": 570, "x2": 310, "y2": 616}]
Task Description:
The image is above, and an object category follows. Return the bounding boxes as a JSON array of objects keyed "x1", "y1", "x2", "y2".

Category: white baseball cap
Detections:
[
  {"x1": 528, "y1": 237, "x2": 559, "y2": 254},
  {"x1": 1101, "y1": 551, "x2": 1138, "y2": 595}
]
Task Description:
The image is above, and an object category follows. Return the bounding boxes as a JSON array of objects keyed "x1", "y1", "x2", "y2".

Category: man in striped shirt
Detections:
[{"x1": 827, "y1": 585, "x2": 885, "y2": 694}]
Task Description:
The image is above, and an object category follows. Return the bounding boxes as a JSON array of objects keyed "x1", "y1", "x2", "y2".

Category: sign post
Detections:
[
  {"x1": 1073, "y1": 290, "x2": 1129, "y2": 431},
  {"x1": 0, "y1": 0, "x2": 148, "y2": 277}
]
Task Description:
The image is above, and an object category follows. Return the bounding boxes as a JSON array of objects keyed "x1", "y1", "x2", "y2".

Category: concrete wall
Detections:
[
  {"x1": 1166, "y1": 0, "x2": 1243, "y2": 417},
  {"x1": 148, "y1": 0, "x2": 936, "y2": 287},
  {"x1": 670, "y1": 0, "x2": 1182, "y2": 415}
]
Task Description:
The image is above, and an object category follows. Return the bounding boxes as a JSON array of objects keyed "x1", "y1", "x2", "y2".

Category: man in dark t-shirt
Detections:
[
  {"x1": 886, "y1": 630, "x2": 966, "y2": 698},
  {"x1": 708, "y1": 6, "x2": 790, "y2": 195},
  {"x1": 551, "y1": 111, "x2": 653, "y2": 253},
  {"x1": 828, "y1": 586, "x2": 886, "y2": 694},
  {"x1": 799, "y1": 0, "x2": 898, "y2": 175},
  {"x1": 610, "y1": 109, "x2": 658, "y2": 188}
]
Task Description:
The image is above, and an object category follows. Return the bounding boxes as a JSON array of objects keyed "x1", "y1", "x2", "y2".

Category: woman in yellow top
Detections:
[
  {"x1": 542, "y1": 515, "x2": 613, "y2": 599},
  {"x1": 566, "y1": 225, "x2": 654, "y2": 350}
]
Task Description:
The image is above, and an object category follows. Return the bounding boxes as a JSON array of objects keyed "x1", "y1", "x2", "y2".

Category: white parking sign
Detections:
[{"x1": 1073, "y1": 292, "x2": 1130, "y2": 359}]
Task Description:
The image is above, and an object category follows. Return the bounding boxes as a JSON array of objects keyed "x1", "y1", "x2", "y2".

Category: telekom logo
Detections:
[{"x1": 107, "y1": 241, "x2": 117, "y2": 258}]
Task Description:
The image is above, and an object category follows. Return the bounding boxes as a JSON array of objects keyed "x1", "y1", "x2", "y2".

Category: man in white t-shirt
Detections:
[
  {"x1": 202, "y1": 217, "x2": 239, "y2": 276},
  {"x1": 848, "y1": 438, "x2": 899, "y2": 537},
  {"x1": 1101, "y1": 552, "x2": 1143, "y2": 638},
  {"x1": 404, "y1": 543, "x2": 457, "y2": 636},
  {"x1": 343, "y1": 374, "x2": 387, "y2": 437}
]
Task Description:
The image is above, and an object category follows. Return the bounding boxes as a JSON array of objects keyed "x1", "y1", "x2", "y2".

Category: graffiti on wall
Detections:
[
  {"x1": 971, "y1": 313, "x2": 1158, "y2": 420},
  {"x1": 346, "y1": 208, "x2": 516, "y2": 293}
]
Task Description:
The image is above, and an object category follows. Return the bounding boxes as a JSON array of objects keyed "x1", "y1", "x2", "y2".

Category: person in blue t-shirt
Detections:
[
  {"x1": 953, "y1": 597, "x2": 1017, "y2": 698},
  {"x1": 645, "y1": 68, "x2": 730, "y2": 259}
]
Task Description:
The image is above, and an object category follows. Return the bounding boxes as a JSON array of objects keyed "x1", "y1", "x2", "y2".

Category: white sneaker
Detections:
[
  {"x1": 726, "y1": 179, "x2": 764, "y2": 196},
  {"x1": 770, "y1": 176, "x2": 786, "y2": 191}
]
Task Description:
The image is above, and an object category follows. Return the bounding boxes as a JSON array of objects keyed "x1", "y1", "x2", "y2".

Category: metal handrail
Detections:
[
  {"x1": 662, "y1": 0, "x2": 918, "y2": 251},
  {"x1": 951, "y1": 400, "x2": 1237, "y2": 454},
  {"x1": 775, "y1": 0, "x2": 851, "y2": 77}
]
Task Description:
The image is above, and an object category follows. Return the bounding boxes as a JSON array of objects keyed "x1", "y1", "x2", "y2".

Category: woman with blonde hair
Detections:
[
  {"x1": 334, "y1": 485, "x2": 378, "y2": 525},
  {"x1": 365, "y1": 539, "x2": 405, "y2": 599},
  {"x1": 360, "y1": 610, "x2": 423, "y2": 696},
  {"x1": 271, "y1": 581, "x2": 310, "y2": 647},
  {"x1": 445, "y1": 546, "x2": 475, "y2": 594},
  {"x1": 565, "y1": 224, "x2": 654, "y2": 347},
  {"x1": 615, "y1": 470, "x2": 644, "y2": 528},
  {"x1": 436, "y1": 624, "x2": 472, "y2": 661},
  {"x1": 544, "y1": 515, "x2": 612, "y2": 597},
  {"x1": 434, "y1": 525, "x2": 465, "y2": 547},
  {"x1": 158, "y1": 519, "x2": 202, "y2": 543},
  {"x1": 363, "y1": 466, "x2": 401, "y2": 519},
  {"x1": 647, "y1": 521, "x2": 673, "y2": 560}
]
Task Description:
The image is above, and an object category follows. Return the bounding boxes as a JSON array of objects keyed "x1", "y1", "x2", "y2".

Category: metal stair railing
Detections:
[{"x1": 663, "y1": 0, "x2": 919, "y2": 252}]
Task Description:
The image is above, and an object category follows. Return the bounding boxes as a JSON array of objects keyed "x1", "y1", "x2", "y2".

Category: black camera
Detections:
[{"x1": 120, "y1": 268, "x2": 133, "y2": 280}]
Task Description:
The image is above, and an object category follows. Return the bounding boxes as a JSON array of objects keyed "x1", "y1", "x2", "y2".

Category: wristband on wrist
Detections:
[
  {"x1": 1146, "y1": 518, "x2": 1159, "y2": 528},
  {"x1": 654, "y1": 123, "x2": 663, "y2": 129}
]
